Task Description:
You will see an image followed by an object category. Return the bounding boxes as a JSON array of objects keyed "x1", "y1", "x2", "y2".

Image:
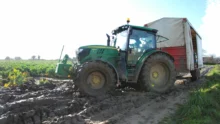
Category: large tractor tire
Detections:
[
  {"x1": 190, "y1": 69, "x2": 200, "y2": 81},
  {"x1": 139, "y1": 53, "x2": 176, "y2": 93},
  {"x1": 75, "y1": 61, "x2": 116, "y2": 96}
]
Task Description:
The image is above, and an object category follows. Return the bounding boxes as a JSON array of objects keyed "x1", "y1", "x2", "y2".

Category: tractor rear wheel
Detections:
[
  {"x1": 75, "y1": 61, "x2": 116, "y2": 96},
  {"x1": 139, "y1": 53, "x2": 176, "y2": 93}
]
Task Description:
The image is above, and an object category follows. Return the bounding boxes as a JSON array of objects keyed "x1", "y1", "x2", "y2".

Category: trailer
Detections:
[{"x1": 144, "y1": 17, "x2": 203, "y2": 81}]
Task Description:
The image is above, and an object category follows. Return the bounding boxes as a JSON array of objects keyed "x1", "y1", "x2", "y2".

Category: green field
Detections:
[{"x1": 0, "y1": 60, "x2": 58, "y2": 79}]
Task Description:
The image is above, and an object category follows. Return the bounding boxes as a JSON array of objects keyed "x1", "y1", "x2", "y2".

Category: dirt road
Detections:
[{"x1": 0, "y1": 66, "x2": 213, "y2": 124}]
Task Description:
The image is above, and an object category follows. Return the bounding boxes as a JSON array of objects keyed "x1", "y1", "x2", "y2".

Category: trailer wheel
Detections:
[
  {"x1": 139, "y1": 53, "x2": 176, "y2": 93},
  {"x1": 75, "y1": 61, "x2": 116, "y2": 96},
  {"x1": 190, "y1": 69, "x2": 200, "y2": 81}
]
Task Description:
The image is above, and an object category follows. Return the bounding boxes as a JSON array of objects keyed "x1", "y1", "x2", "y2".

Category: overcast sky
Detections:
[{"x1": 0, "y1": 0, "x2": 219, "y2": 59}]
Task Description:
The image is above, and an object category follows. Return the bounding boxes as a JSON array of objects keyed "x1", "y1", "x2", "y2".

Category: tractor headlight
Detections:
[
  {"x1": 76, "y1": 48, "x2": 83, "y2": 54},
  {"x1": 76, "y1": 48, "x2": 91, "y2": 61},
  {"x1": 78, "y1": 48, "x2": 83, "y2": 53},
  {"x1": 75, "y1": 48, "x2": 83, "y2": 61},
  {"x1": 75, "y1": 48, "x2": 83, "y2": 55}
]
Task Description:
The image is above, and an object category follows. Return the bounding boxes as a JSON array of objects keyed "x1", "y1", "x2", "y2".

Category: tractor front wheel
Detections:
[
  {"x1": 75, "y1": 61, "x2": 116, "y2": 96},
  {"x1": 139, "y1": 53, "x2": 176, "y2": 93}
]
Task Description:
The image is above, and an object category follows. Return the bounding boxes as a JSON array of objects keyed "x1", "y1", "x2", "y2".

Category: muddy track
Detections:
[{"x1": 0, "y1": 66, "x2": 213, "y2": 124}]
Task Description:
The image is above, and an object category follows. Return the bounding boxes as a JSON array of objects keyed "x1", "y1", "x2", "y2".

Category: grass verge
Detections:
[{"x1": 161, "y1": 65, "x2": 220, "y2": 124}]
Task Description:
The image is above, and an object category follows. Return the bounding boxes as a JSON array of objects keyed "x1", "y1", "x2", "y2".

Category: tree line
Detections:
[{"x1": 5, "y1": 55, "x2": 41, "y2": 60}]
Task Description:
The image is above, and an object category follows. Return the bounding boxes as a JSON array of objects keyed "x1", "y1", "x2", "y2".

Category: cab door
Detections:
[{"x1": 127, "y1": 29, "x2": 156, "y2": 66}]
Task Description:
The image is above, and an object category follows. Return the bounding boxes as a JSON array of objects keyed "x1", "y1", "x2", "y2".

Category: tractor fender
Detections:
[
  {"x1": 79, "y1": 59, "x2": 119, "y2": 84},
  {"x1": 135, "y1": 50, "x2": 174, "y2": 81}
]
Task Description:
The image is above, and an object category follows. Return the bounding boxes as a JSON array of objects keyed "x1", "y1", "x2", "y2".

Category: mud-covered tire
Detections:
[
  {"x1": 139, "y1": 53, "x2": 176, "y2": 93},
  {"x1": 190, "y1": 69, "x2": 200, "y2": 81},
  {"x1": 75, "y1": 61, "x2": 116, "y2": 96}
]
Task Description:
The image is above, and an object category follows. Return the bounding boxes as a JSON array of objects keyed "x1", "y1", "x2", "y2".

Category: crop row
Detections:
[{"x1": 0, "y1": 60, "x2": 58, "y2": 79}]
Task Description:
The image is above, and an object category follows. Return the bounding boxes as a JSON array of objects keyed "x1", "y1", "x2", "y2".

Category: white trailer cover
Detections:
[
  {"x1": 146, "y1": 17, "x2": 202, "y2": 70},
  {"x1": 184, "y1": 21, "x2": 194, "y2": 70},
  {"x1": 196, "y1": 35, "x2": 203, "y2": 68},
  {"x1": 147, "y1": 18, "x2": 185, "y2": 47}
]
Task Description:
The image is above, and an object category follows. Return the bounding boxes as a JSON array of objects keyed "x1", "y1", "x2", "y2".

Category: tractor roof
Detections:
[
  {"x1": 112, "y1": 24, "x2": 158, "y2": 34},
  {"x1": 130, "y1": 25, "x2": 158, "y2": 33}
]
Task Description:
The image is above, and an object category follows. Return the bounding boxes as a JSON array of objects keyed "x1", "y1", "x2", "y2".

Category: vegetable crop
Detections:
[{"x1": 0, "y1": 60, "x2": 57, "y2": 79}]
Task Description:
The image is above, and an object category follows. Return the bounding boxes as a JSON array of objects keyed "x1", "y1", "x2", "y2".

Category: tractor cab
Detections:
[
  {"x1": 106, "y1": 20, "x2": 159, "y2": 82},
  {"x1": 112, "y1": 25, "x2": 157, "y2": 60}
]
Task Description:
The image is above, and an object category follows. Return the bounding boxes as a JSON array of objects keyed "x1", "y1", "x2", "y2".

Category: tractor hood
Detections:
[
  {"x1": 76, "y1": 45, "x2": 119, "y2": 64},
  {"x1": 78, "y1": 45, "x2": 117, "y2": 50}
]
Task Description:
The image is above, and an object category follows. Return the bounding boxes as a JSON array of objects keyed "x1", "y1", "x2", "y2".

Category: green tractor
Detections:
[{"x1": 55, "y1": 19, "x2": 176, "y2": 96}]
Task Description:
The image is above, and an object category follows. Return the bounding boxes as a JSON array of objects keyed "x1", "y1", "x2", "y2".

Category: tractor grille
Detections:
[{"x1": 97, "y1": 49, "x2": 104, "y2": 54}]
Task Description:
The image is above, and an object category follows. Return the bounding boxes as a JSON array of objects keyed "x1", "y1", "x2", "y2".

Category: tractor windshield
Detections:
[{"x1": 129, "y1": 29, "x2": 156, "y2": 51}]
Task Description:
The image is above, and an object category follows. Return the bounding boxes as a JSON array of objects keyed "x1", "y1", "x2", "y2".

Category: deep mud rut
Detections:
[{"x1": 0, "y1": 66, "x2": 213, "y2": 124}]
